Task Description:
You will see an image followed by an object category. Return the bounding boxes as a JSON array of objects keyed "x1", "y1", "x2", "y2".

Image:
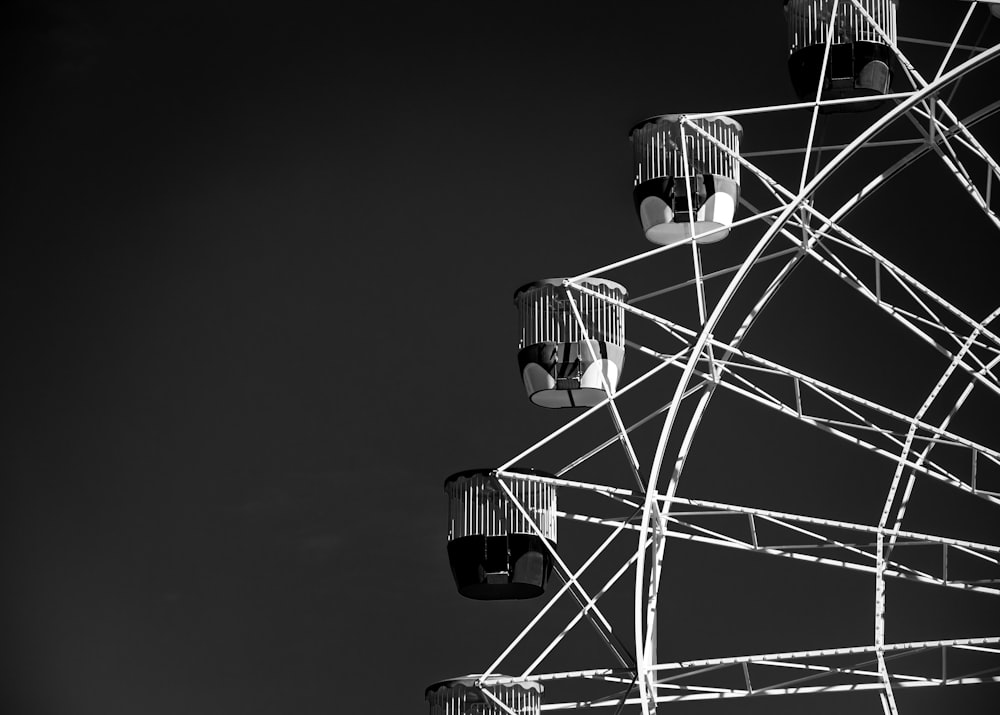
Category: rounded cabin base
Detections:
[
  {"x1": 447, "y1": 534, "x2": 556, "y2": 600},
  {"x1": 633, "y1": 174, "x2": 739, "y2": 246},
  {"x1": 528, "y1": 384, "x2": 609, "y2": 409},
  {"x1": 644, "y1": 219, "x2": 730, "y2": 246},
  {"x1": 788, "y1": 41, "x2": 892, "y2": 111},
  {"x1": 518, "y1": 340, "x2": 625, "y2": 409}
]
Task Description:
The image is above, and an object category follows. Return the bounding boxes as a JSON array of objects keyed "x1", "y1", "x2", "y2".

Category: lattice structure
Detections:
[{"x1": 429, "y1": 3, "x2": 1000, "y2": 714}]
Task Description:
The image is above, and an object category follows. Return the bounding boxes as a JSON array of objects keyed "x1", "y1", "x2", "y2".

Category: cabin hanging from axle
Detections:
[
  {"x1": 784, "y1": 0, "x2": 898, "y2": 110},
  {"x1": 514, "y1": 278, "x2": 627, "y2": 408},
  {"x1": 630, "y1": 115, "x2": 743, "y2": 246},
  {"x1": 444, "y1": 469, "x2": 558, "y2": 600},
  {"x1": 425, "y1": 676, "x2": 543, "y2": 715}
]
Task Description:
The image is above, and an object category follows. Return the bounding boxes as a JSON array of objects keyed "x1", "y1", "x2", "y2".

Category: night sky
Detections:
[{"x1": 2, "y1": 2, "x2": 999, "y2": 714}]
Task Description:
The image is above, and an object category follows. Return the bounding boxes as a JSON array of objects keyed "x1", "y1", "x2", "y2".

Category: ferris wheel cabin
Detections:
[
  {"x1": 444, "y1": 469, "x2": 558, "y2": 600},
  {"x1": 514, "y1": 278, "x2": 627, "y2": 408},
  {"x1": 784, "y1": 0, "x2": 898, "y2": 110},
  {"x1": 630, "y1": 115, "x2": 743, "y2": 246},
  {"x1": 425, "y1": 676, "x2": 543, "y2": 715}
]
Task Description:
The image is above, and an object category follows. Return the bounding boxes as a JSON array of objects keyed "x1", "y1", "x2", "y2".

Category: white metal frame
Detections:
[{"x1": 454, "y1": 5, "x2": 1000, "y2": 714}]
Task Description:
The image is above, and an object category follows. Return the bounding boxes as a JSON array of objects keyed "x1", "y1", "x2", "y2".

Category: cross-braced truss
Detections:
[{"x1": 462, "y1": 4, "x2": 1000, "y2": 714}]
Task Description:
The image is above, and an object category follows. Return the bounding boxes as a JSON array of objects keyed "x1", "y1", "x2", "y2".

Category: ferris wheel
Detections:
[{"x1": 427, "y1": 2, "x2": 1000, "y2": 714}]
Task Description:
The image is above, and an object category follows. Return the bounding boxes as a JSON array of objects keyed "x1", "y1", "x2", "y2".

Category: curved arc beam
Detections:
[
  {"x1": 872, "y1": 306, "x2": 1000, "y2": 712},
  {"x1": 684, "y1": 108, "x2": 1000, "y2": 401},
  {"x1": 887, "y1": 344, "x2": 1000, "y2": 545},
  {"x1": 633, "y1": 233, "x2": 829, "y2": 704},
  {"x1": 630, "y1": 41, "x2": 1000, "y2": 715},
  {"x1": 879, "y1": 306, "x2": 1000, "y2": 536},
  {"x1": 690, "y1": 113, "x2": 1000, "y2": 371}
]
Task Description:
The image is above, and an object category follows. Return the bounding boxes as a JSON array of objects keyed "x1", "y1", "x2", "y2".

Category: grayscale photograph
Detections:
[{"x1": 3, "y1": 1, "x2": 999, "y2": 714}]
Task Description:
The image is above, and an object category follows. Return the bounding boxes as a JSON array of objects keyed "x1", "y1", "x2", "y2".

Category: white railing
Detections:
[
  {"x1": 427, "y1": 683, "x2": 541, "y2": 715},
  {"x1": 785, "y1": 0, "x2": 897, "y2": 53},
  {"x1": 446, "y1": 472, "x2": 558, "y2": 543},
  {"x1": 632, "y1": 117, "x2": 742, "y2": 186},
  {"x1": 516, "y1": 281, "x2": 626, "y2": 350}
]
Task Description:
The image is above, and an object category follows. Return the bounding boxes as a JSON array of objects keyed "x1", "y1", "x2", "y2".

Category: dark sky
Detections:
[{"x1": 2, "y1": 2, "x2": 999, "y2": 714}]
